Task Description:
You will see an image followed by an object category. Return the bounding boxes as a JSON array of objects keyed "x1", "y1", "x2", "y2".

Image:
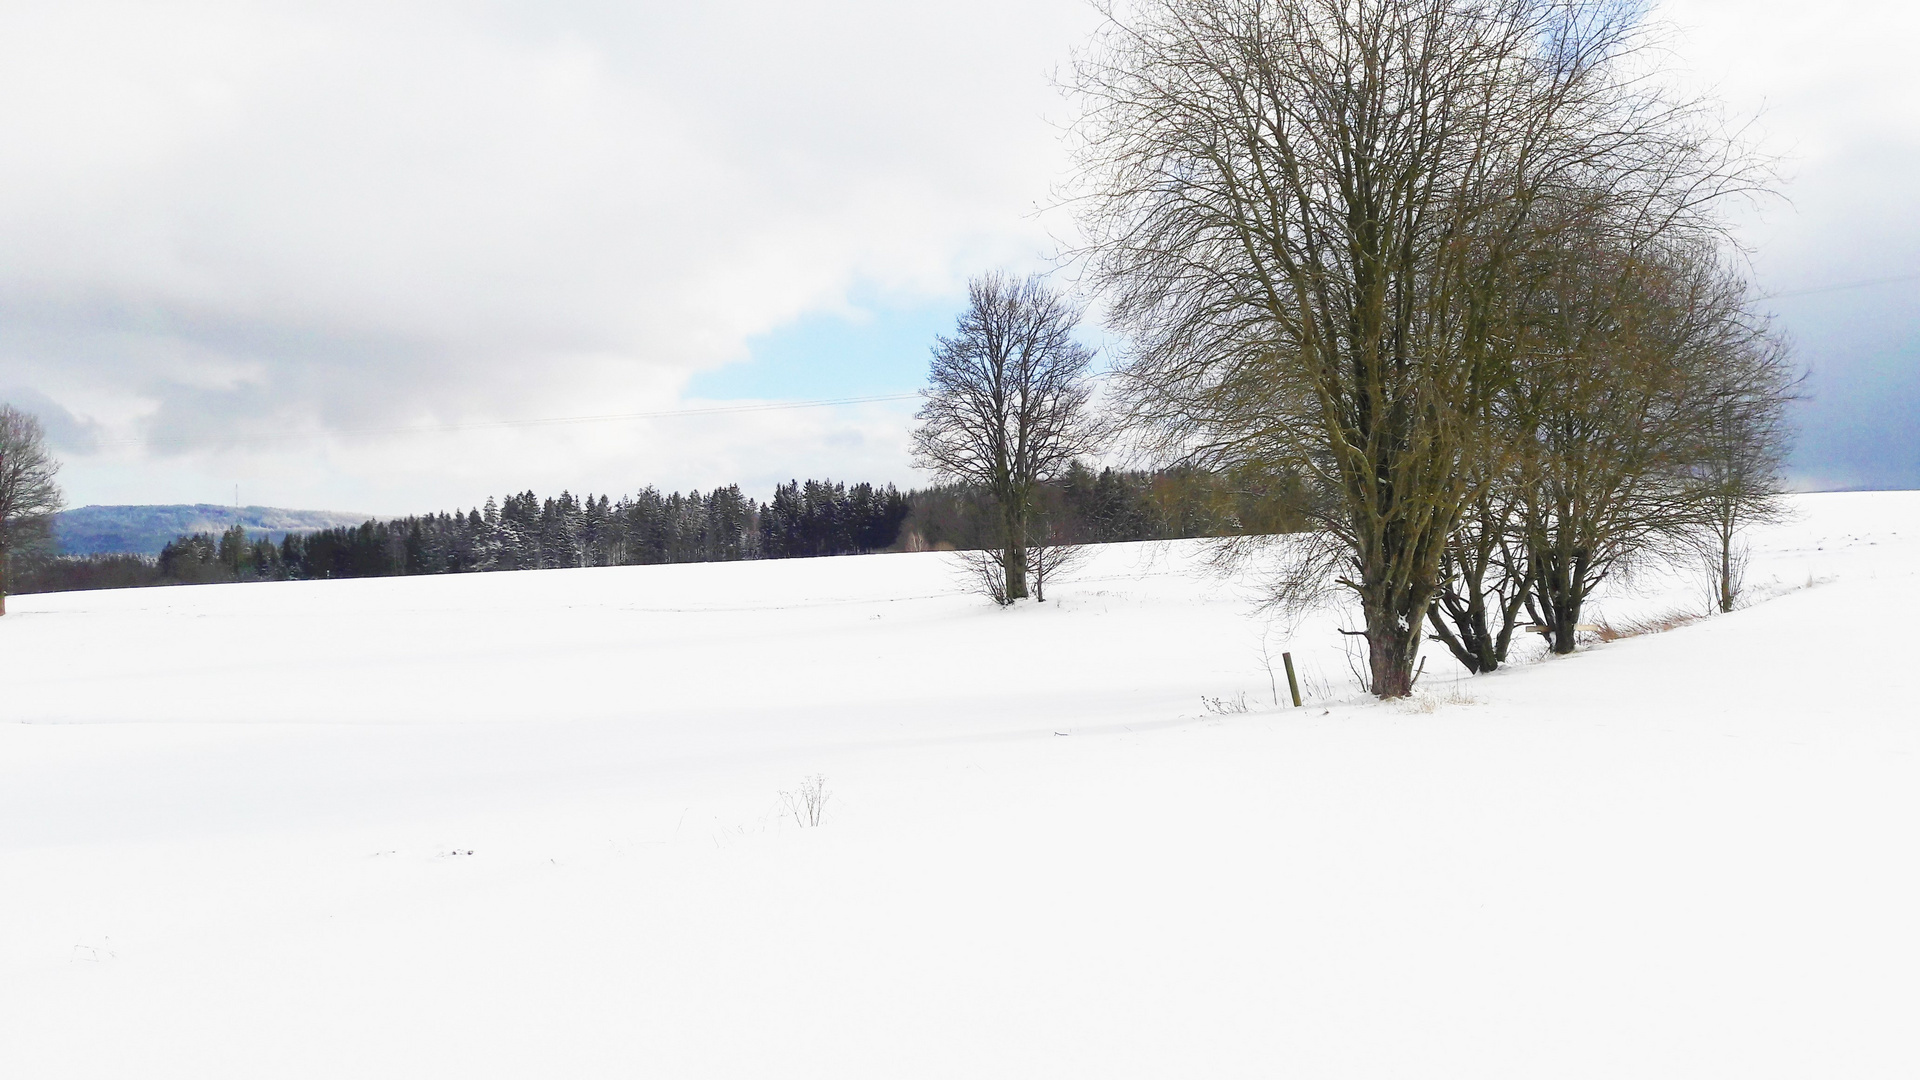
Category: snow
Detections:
[{"x1": 2, "y1": 491, "x2": 1915, "y2": 1078}]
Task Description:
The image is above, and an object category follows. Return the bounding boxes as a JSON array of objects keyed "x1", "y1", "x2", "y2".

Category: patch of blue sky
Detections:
[
  {"x1": 686, "y1": 297, "x2": 959, "y2": 402},
  {"x1": 687, "y1": 291, "x2": 1125, "y2": 403}
]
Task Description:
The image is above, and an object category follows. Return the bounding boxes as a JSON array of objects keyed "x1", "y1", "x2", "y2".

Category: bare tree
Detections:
[
  {"x1": 1427, "y1": 484, "x2": 1531, "y2": 673},
  {"x1": 0, "y1": 405, "x2": 65, "y2": 615},
  {"x1": 1508, "y1": 237, "x2": 1776, "y2": 653},
  {"x1": 913, "y1": 273, "x2": 1101, "y2": 603},
  {"x1": 1420, "y1": 191, "x2": 1786, "y2": 664},
  {"x1": 1071, "y1": 0, "x2": 1752, "y2": 695},
  {"x1": 1685, "y1": 328, "x2": 1797, "y2": 613}
]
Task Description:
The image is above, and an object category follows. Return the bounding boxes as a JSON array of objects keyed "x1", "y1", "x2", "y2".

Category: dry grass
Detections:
[
  {"x1": 1201, "y1": 692, "x2": 1252, "y2": 715},
  {"x1": 1592, "y1": 608, "x2": 1705, "y2": 642},
  {"x1": 779, "y1": 775, "x2": 830, "y2": 828},
  {"x1": 1400, "y1": 682, "x2": 1481, "y2": 713}
]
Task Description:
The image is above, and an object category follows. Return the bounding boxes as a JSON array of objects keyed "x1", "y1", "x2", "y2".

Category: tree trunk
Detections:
[
  {"x1": 1428, "y1": 557, "x2": 1511, "y2": 673},
  {"x1": 1552, "y1": 606, "x2": 1578, "y2": 655},
  {"x1": 1003, "y1": 540, "x2": 1029, "y2": 601},
  {"x1": 0, "y1": 547, "x2": 9, "y2": 616},
  {"x1": 1428, "y1": 602, "x2": 1496, "y2": 673},
  {"x1": 1429, "y1": 499, "x2": 1529, "y2": 674},
  {"x1": 998, "y1": 499, "x2": 1029, "y2": 599},
  {"x1": 1362, "y1": 597, "x2": 1421, "y2": 698},
  {"x1": 1529, "y1": 549, "x2": 1583, "y2": 655},
  {"x1": 1718, "y1": 529, "x2": 1734, "y2": 613}
]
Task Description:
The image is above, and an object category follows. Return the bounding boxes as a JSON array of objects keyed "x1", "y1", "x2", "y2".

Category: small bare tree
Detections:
[
  {"x1": 913, "y1": 273, "x2": 1100, "y2": 604},
  {"x1": 1685, "y1": 330, "x2": 1797, "y2": 613},
  {"x1": 0, "y1": 405, "x2": 65, "y2": 615}
]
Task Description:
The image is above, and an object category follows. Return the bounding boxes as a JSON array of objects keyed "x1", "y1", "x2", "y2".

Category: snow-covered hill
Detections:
[
  {"x1": 52, "y1": 503, "x2": 371, "y2": 556},
  {"x1": 2, "y1": 492, "x2": 1914, "y2": 1078}
]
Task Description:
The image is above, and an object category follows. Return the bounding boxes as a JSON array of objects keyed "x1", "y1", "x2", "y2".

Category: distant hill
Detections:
[{"x1": 53, "y1": 504, "x2": 373, "y2": 556}]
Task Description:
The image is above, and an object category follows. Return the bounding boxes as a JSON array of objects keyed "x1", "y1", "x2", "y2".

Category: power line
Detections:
[
  {"x1": 103, "y1": 391, "x2": 923, "y2": 452},
  {"x1": 1759, "y1": 271, "x2": 1920, "y2": 301}
]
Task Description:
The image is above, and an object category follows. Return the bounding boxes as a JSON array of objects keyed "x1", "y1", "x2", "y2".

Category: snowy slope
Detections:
[
  {"x1": 52, "y1": 503, "x2": 371, "y2": 556},
  {"x1": 1, "y1": 492, "x2": 1914, "y2": 1078}
]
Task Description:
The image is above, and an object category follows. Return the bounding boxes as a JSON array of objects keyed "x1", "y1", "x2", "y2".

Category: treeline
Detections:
[
  {"x1": 15, "y1": 467, "x2": 1302, "y2": 593},
  {"x1": 153, "y1": 481, "x2": 909, "y2": 584},
  {"x1": 906, "y1": 461, "x2": 1309, "y2": 551}
]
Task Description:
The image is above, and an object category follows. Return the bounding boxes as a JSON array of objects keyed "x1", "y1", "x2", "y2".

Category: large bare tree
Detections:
[
  {"x1": 913, "y1": 273, "x2": 1100, "y2": 603},
  {"x1": 1072, "y1": 0, "x2": 1751, "y2": 694},
  {"x1": 0, "y1": 405, "x2": 65, "y2": 615}
]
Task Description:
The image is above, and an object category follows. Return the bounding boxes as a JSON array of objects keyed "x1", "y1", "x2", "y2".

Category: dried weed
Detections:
[{"x1": 1593, "y1": 608, "x2": 1704, "y2": 642}]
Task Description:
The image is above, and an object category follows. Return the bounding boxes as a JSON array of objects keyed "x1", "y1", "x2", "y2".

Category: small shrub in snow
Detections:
[
  {"x1": 780, "y1": 775, "x2": 830, "y2": 828},
  {"x1": 1402, "y1": 683, "x2": 1481, "y2": 713},
  {"x1": 953, "y1": 548, "x2": 1011, "y2": 606},
  {"x1": 1202, "y1": 692, "x2": 1250, "y2": 715}
]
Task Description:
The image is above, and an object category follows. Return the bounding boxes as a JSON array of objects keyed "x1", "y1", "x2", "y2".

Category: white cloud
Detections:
[
  {"x1": 1653, "y1": 0, "x2": 1920, "y2": 278},
  {"x1": 0, "y1": 0, "x2": 1097, "y2": 511}
]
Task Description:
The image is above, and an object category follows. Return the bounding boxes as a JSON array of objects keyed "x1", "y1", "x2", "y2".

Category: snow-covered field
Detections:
[{"x1": 3, "y1": 491, "x2": 1915, "y2": 1078}]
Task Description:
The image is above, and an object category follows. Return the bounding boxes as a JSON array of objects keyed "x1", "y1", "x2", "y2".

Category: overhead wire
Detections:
[{"x1": 1758, "y1": 270, "x2": 1920, "y2": 301}]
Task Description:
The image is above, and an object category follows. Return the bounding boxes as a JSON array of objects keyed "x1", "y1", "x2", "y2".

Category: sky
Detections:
[{"x1": 0, "y1": 0, "x2": 1915, "y2": 516}]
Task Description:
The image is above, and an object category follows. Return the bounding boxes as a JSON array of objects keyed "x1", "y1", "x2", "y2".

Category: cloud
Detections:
[
  {"x1": 1654, "y1": 0, "x2": 1920, "y2": 489},
  {"x1": 0, "y1": 0, "x2": 1096, "y2": 510},
  {"x1": 0, "y1": 385, "x2": 105, "y2": 454},
  {"x1": 0, "y1": 0, "x2": 1913, "y2": 512}
]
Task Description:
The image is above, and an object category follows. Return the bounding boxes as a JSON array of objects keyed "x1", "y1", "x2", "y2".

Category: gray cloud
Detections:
[
  {"x1": 1655, "y1": 0, "x2": 1920, "y2": 489},
  {"x1": 1781, "y1": 290, "x2": 1920, "y2": 490},
  {"x1": 0, "y1": 385, "x2": 104, "y2": 454}
]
